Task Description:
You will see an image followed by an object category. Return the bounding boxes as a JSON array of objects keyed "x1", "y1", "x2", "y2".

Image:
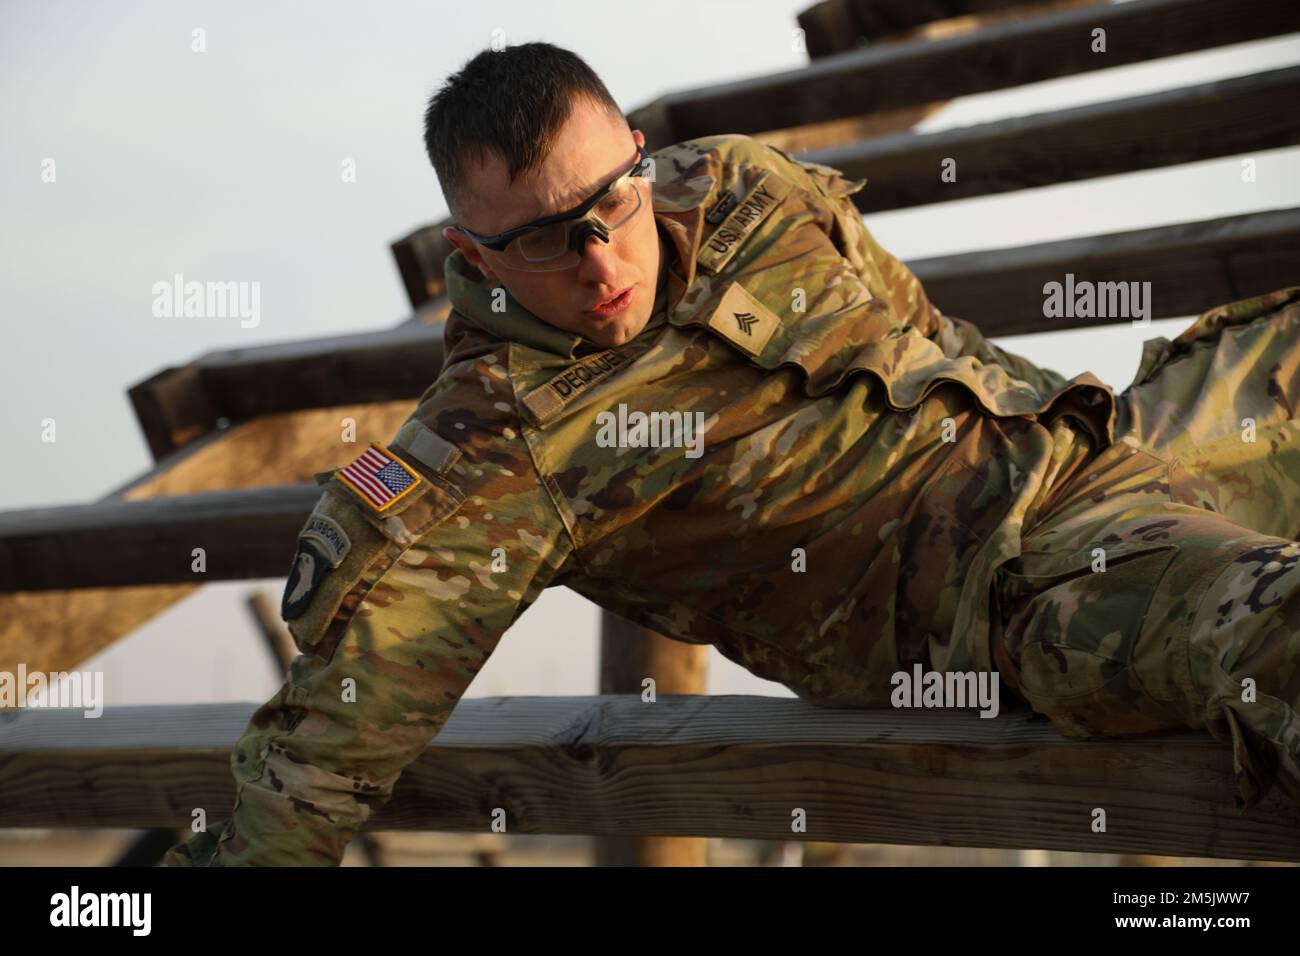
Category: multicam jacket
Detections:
[
  {"x1": 165, "y1": 133, "x2": 1122, "y2": 866},
  {"x1": 375, "y1": 133, "x2": 1116, "y2": 696}
]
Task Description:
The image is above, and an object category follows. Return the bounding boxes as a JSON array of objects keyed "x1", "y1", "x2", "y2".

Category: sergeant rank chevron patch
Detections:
[{"x1": 706, "y1": 281, "x2": 781, "y2": 357}]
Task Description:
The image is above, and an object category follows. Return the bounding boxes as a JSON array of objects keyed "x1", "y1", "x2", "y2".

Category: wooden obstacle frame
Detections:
[{"x1": 2, "y1": 0, "x2": 1299, "y2": 864}]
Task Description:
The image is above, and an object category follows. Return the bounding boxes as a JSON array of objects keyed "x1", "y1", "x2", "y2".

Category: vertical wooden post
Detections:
[{"x1": 595, "y1": 610, "x2": 709, "y2": 867}]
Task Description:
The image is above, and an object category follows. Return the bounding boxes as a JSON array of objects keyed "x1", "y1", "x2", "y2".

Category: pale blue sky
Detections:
[{"x1": 2, "y1": 1, "x2": 1298, "y2": 704}]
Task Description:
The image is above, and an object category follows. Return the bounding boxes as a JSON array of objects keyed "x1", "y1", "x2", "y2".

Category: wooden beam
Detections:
[
  {"x1": 374, "y1": 6, "x2": 1098, "y2": 254},
  {"x1": 797, "y1": 0, "x2": 1103, "y2": 59},
  {"x1": 0, "y1": 401, "x2": 417, "y2": 673},
  {"x1": 112, "y1": 402, "x2": 418, "y2": 500},
  {"x1": 128, "y1": 364, "x2": 225, "y2": 463},
  {"x1": 246, "y1": 590, "x2": 299, "y2": 676},
  {"x1": 0, "y1": 586, "x2": 201, "y2": 692},
  {"x1": 629, "y1": 0, "x2": 1300, "y2": 146},
  {"x1": 814, "y1": 66, "x2": 1300, "y2": 212},
  {"x1": 129, "y1": 314, "x2": 446, "y2": 461},
  {"x1": 112, "y1": 829, "x2": 187, "y2": 868},
  {"x1": 796, "y1": 0, "x2": 862, "y2": 59},
  {"x1": 199, "y1": 323, "x2": 444, "y2": 423},
  {"x1": 755, "y1": 101, "x2": 949, "y2": 155},
  {"x1": 596, "y1": 611, "x2": 710, "y2": 866},
  {"x1": 911, "y1": 207, "x2": 1300, "y2": 336},
  {"x1": 392, "y1": 228, "x2": 457, "y2": 308},
  {"x1": 0, "y1": 485, "x2": 318, "y2": 592},
  {"x1": 3, "y1": 697, "x2": 1298, "y2": 862}
]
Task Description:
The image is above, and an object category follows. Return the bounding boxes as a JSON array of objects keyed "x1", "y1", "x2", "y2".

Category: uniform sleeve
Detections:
[
  {"x1": 763, "y1": 140, "x2": 1068, "y2": 399},
  {"x1": 161, "y1": 384, "x2": 573, "y2": 866}
]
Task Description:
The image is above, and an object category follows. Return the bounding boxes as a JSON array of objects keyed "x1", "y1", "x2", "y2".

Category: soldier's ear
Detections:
[{"x1": 443, "y1": 226, "x2": 499, "y2": 282}]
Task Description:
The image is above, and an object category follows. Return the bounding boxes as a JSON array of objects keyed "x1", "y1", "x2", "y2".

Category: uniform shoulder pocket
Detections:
[
  {"x1": 801, "y1": 161, "x2": 867, "y2": 201},
  {"x1": 280, "y1": 469, "x2": 464, "y2": 660},
  {"x1": 763, "y1": 142, "x2": 866, "y2": 199}
]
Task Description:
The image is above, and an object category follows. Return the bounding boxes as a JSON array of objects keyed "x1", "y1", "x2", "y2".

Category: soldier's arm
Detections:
[
  {"x1": 762, "y1": 140, "x2": 1068, "y2": 398},
  {"x1": 161, "y1": 356, "x2": 572, "y2": 866}
]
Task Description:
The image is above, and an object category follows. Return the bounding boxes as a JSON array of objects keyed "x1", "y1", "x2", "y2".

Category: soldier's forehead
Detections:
[{"x1": 465, "y1": 135, "x2": 636, "y2": 232}]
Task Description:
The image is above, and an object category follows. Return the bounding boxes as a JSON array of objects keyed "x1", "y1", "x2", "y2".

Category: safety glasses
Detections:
[{"x1": 458, "y1": 144, "x2": 652, "y2": 273}]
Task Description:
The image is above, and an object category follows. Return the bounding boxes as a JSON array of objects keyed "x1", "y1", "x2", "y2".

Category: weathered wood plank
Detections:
[
  {"x1": 813, "y1": 66, "x2": 1300, "y2": 212},
  {"x1": 596, "y1": 612, "x2": 710, "y2": 866},
  {"x1": 2, "y1": 697, "x2": 1297, "y2": 862},
  {"x1": 629, "y1": 0, "x2": 1300, "y2": 145},
  {"x1": 754, "y1": 101, "x2": 950, "y2": 157},
  {"x1": 392, "y1": 227, "x2": 457, "y2": 309},
  {"x1": 911, "y1": 207, "x2": 1300, "y2": 335},
  {"x1": 0, "y1": 485, "x2": 318, "y2": 592},
  {"x1": 796, "y1": 0, "x2": 862, "y2": 59},
  {"x1": 0, "y1": 587, "x2": 199, "y2": 687},
  {"x1": 130, "y1": 312, "x2": 446, "y2": 461},
  {"x1": 247, "y1": 590, "x2": 297, "y2": 674},
  {"x1": 797, "y1": 0, "x2": 1103, "y2": 58}
]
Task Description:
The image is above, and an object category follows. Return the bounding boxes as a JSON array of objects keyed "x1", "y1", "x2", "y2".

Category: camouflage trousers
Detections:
[{"x1": 992, "y1": 287, "x2": 1300, "y2": 810}]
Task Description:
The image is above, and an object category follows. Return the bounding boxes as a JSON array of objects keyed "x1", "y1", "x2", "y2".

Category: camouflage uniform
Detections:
[
  {"x1": 995, "y1": 287, "x2": 1300, "y2": 809},
  {"x1": 162, "y1": 135, "x2": 1300, "y2": 865}
]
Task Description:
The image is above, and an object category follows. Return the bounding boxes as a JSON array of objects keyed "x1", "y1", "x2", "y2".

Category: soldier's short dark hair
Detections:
[{"x1": 424, "y1": 42, "x2": 627, "y2": 223}]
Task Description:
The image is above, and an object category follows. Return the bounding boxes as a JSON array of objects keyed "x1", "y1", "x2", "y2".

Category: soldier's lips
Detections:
[{"x1": 583, "y1": 287, "x2": 633, "y2": 318}]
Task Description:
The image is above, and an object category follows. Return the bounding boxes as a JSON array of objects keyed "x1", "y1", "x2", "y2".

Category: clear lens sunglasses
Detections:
[{"x1": 458, "y1": 144, "x2": 653, "y2": 273}]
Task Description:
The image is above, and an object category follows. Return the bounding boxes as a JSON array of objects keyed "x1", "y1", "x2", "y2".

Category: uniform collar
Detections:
[
  {"x1": 444, "y1": 167, "x2": 716, "y2": 358},
  {"x1": 443, "y1": 250, "x2": 590, "y2": 359}
]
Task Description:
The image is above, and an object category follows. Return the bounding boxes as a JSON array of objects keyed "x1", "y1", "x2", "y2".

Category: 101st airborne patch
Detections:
[{"x1": 281, "y1": 512, "x2": 351, "y2": 620}]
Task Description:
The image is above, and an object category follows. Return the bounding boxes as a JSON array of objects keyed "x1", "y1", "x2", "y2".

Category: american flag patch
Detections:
[{"x1": 335, "y1": 443, "x2": 422, "y2": 511}]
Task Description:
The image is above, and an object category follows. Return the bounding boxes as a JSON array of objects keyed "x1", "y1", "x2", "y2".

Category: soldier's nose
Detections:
[{"x1": 577, "y1": 234, "x2": 620, "y2": 284}]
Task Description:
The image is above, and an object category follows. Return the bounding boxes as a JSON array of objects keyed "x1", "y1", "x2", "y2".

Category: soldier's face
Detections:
[{"x1": 444, "y1": 98, "x2": 663, "y2": 349}]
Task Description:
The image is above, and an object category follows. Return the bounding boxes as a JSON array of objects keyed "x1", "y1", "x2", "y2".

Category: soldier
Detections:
[{"x1": 162, "y1": 42, "x2": 1300, "y2": 866}]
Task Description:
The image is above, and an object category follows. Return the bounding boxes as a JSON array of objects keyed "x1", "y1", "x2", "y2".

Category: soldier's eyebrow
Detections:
[
  {"x1": 510, "y1": 183, "x2": 599, "y2": 231},
  {"x1": 509, "y1": 156, "x2": 631, "y2": 230}
]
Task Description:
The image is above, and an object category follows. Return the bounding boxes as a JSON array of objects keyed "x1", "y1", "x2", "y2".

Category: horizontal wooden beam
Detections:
[
  {"x1": 814, "y1": 66, "x2": 1300, "y2": 213},
  {"x1": 129, "y1": 309, "x2": 446, "y2": 461},
  {"x1": 2, "y1": 697, "x2": 1297, "y2": 861},
  {"x1": 196, "y1": 320, "x2": 445, "y2": 421},
  {"x1": 796, "y1": 0, "x2": 863, "y2": 59},
  {"x1": 629, "y1": 0, "x2": 1300, "y2": 146},
  {"x1": 0, "y1": 485, "x2": 319, "y2": 592},
  {"x1": 797, "y1": 0, "x2": 1101, "y2": 58},
  {"x1": 911, "y1": 207, "x2": 1300, "y2": 336}
]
